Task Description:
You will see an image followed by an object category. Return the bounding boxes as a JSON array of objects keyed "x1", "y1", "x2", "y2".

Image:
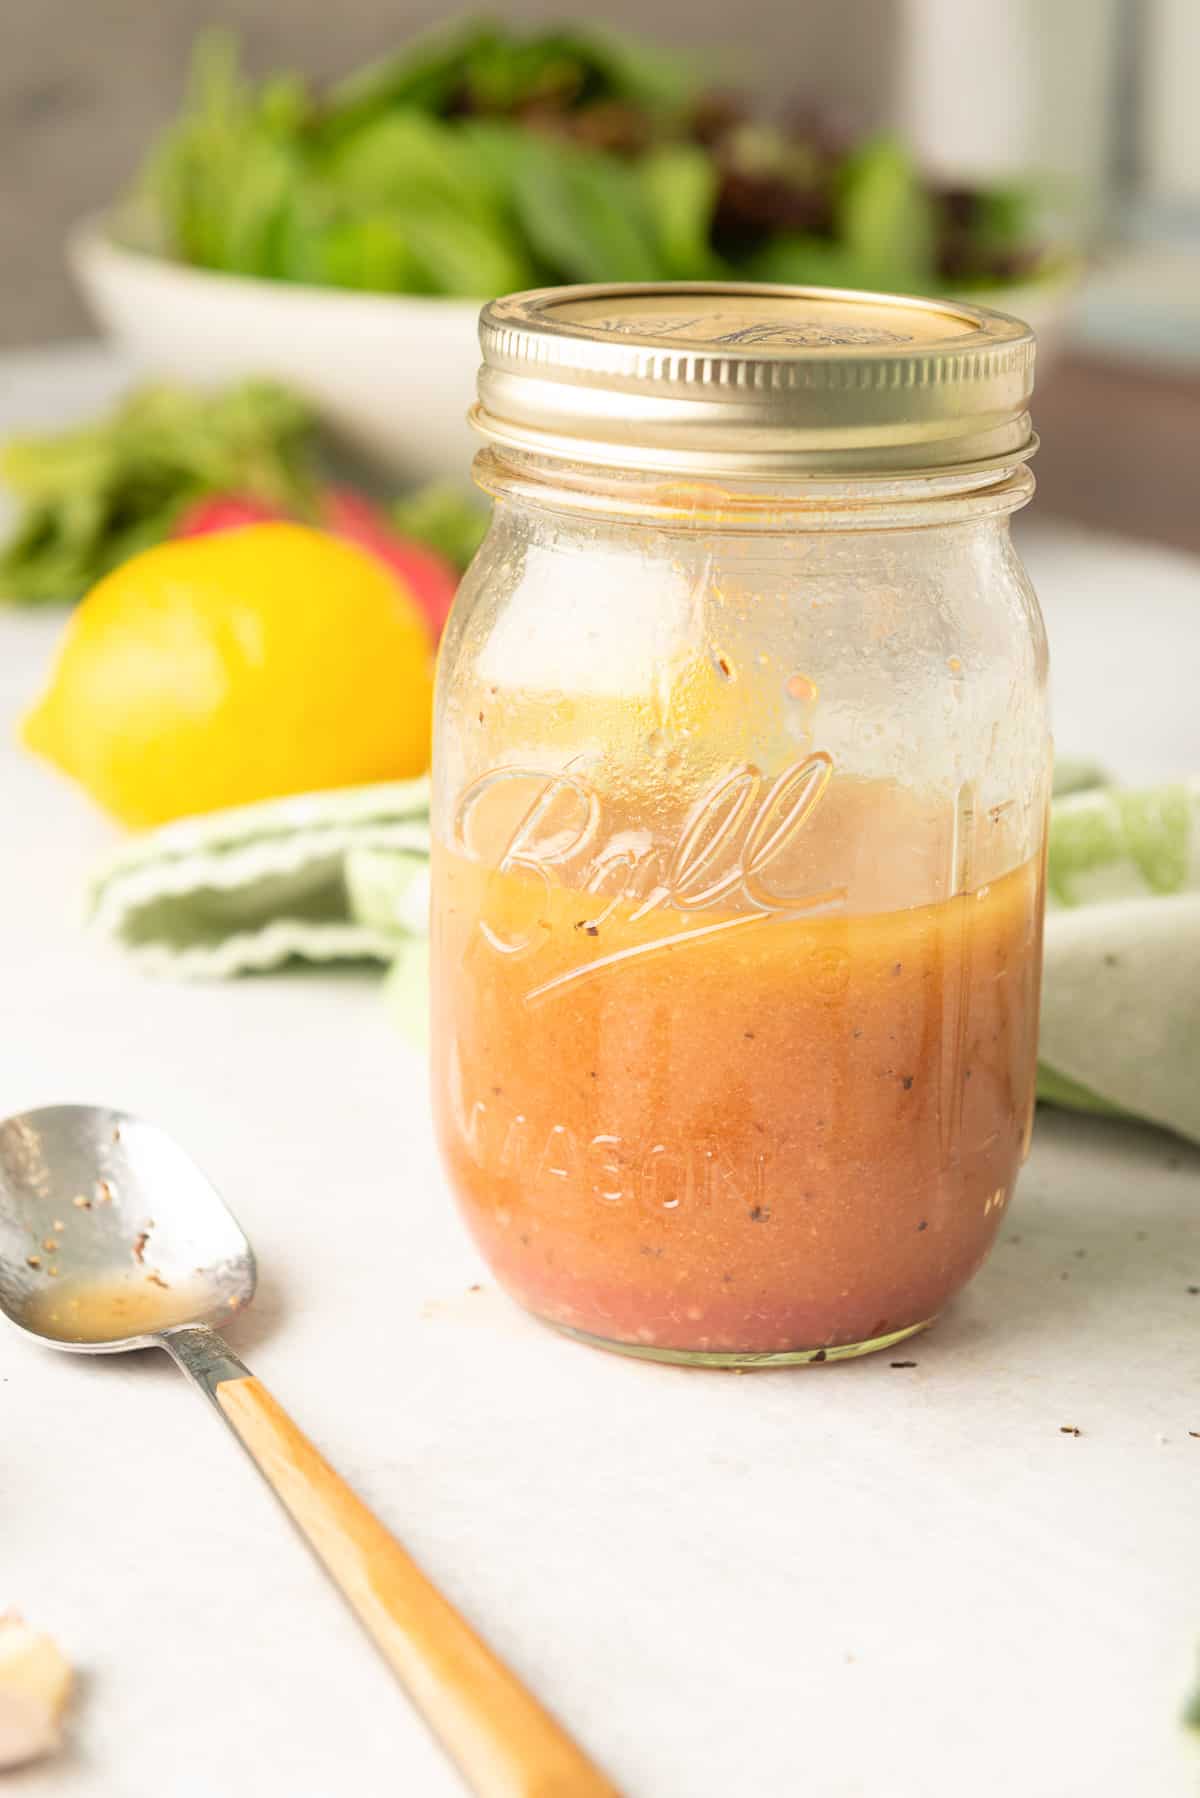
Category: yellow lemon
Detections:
[{"x1": 21, "y1": 524, "x2": 434, "y2": 827}]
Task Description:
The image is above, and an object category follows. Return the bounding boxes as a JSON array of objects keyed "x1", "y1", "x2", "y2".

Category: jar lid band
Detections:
[{"x1": 473, "y1": 282, "x2": 1037, "y2": 478}]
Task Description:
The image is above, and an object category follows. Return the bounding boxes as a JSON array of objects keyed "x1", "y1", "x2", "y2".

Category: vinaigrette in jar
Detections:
[{"x1": 432, "y1": 284, "x2": 1049, "y2": 1364}]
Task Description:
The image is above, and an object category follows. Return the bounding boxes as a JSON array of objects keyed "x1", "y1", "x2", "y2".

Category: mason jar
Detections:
[{"x1": 431, "y1": 284, "x2": 1049, "y2": 1366}]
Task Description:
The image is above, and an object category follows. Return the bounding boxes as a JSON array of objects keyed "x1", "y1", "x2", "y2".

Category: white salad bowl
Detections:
[
  {"x1": 70, "y1": 221, "x2": 483, "y2": 484},
  {"x1": 70, "y1": 217, "x2": 1081, "y2": 486}
]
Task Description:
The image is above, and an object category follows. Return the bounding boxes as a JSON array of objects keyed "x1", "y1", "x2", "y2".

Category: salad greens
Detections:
[
  {"x1": 116, "y1": 22, "x2": 1048, "y2": 301},
  {"x1": 1185, "y1": 1651, "x2": 1200, "y2": 1735},
  {"x1": 389, "y1": 483, "x2": 490, "y2": 571},
  {"x1": 5, "y1": 24, "x2": 1053, "y2": 602},
  {"x1": 0, "y1": 380, "x2": 487, "y2": 603},
  {"x1": 0, "y1": 383, "x2": 313, "y2": 604}
]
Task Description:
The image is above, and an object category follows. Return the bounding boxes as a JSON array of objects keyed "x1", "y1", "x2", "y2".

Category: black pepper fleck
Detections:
[
  {"x1": 1060, "y1": 1425, "x2": 1081, "y2": 1437},
  {"x1": 584, "y1": 922, "x2": 599, "y2": 937},
  {"x1": 749, "y1": 1205, "x2": 771, "y2": 1222},
  {"x1": 901, "y1": 1075, "x2": 913, "y2": 1091},
  {"x1": 1188, "y1": 1286, "x2": 1199, "y2": 1296},
  {"x1": 890, "y1": 1360, "x2": 918, "y2": 1369},
  {"x1": 917, "y1": 1220, "x2": 928, "y2": 1232},
  {"x1": 811, "y1": 1348, "x2": 827, "y2": 1363}
]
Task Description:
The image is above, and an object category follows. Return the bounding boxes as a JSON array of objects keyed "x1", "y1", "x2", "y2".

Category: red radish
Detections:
[
  {"x1": 174, "y1": 494, "x2": 286, "y2": 536},
  {"x1": 173, "y1": 485, "x2": 459, "y2": 639},
  {"x1": 320, "y1": 487, "x2": 458, "y2": 639}
]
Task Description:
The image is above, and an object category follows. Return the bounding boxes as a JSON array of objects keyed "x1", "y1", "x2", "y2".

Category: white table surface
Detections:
[{"x1": 1, "y1": 346, "x2": 1199, "y2": 1798}]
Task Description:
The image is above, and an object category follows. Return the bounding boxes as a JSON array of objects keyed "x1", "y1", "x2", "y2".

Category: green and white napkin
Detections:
[
  {"x1": 87, "y1": 780, "x2": 430, "y2": 978},
  {"x1": 87, "y1": 766, "x2": 1200, "y2": 1143},
  {"x1": 1040, "y1": 777, "x2": 1200, "y2": 1141}
]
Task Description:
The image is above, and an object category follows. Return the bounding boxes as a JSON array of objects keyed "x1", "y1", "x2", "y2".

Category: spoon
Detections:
[{"x1": 0, "y1": 1104, "x2": 618, "y2": 1798}]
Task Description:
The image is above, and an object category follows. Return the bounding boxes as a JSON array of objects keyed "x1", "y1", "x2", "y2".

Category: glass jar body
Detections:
[{"x1": 430, "y1": 458, "x2": 1050, "y2": 1364}]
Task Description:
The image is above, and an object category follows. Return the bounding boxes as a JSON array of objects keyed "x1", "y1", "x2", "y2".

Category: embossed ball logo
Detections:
[{"x1": 454, "y1": 752, "x2": 844, "y2": 1002}]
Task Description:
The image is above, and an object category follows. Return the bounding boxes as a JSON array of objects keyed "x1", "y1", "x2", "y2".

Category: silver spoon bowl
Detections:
[{"x1": 0, "y1": 1104, "x2": 255, "y2": 1353}]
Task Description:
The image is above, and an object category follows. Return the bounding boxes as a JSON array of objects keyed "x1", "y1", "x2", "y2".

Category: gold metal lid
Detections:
[{"x1": 473, "y1": 282, "x2": 1037, "y2": 478}]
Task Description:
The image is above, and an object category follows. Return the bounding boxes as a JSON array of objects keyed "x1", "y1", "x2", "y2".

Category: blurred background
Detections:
[{"x1": 2, "y1": 0, "x2": 1199, "y2": 548}]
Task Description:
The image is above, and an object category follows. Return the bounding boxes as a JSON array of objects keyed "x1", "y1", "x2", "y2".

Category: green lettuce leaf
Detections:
[
  {"x1": 836, "y1": 135, "x2": 936, "y2": 287},
  {"x1": 640, "y1": 145, "x2": 723, "y2": 279},
  {"x1": 513, "y1": 139, "x2": 665, "y2": 284}
]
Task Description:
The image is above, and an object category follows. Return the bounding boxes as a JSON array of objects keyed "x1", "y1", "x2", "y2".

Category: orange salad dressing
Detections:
[{"x1": 432, "y1": 776, "x2": 1043, "y2": 1356}]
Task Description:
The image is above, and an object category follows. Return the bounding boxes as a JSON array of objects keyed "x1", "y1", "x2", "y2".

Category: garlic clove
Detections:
[{"x1": 0, "y1": 1615, "x2": 72, "y2": 1768}]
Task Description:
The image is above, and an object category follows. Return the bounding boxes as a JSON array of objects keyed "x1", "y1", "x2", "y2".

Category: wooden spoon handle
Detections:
[
  {"x1": 216, "y1": 1377, "x2": 619, "y2": 1798},
  {"x1": 163, "y1": 1326, "x2": 619, "y2": 1798}
]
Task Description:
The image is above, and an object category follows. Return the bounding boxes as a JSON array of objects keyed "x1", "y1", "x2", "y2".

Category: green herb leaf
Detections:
[
  {"x1": 390, "y1": 483, "x2": 489, "y2": 571},
  {"x1": 324, "y1": 112, "x2": 535, "y2": 294},
  {"x1": 745, "y1": 234, "x2": 874, "y2": 290},
  {"x1": 130, "y1": 33, "x2": 314, "y2": 276},
  {"x1": 395, "y1": 203, "x2": 534, "y2": 299},
  {"x1": 1184, "y1": 1652, "x2": 1200, "y2": 1736},
  {"x1": 513, "y1": 140, "x2": 665, "y2": 284},
  {"x1": 279, "y1": 204, "x2": 422, "y2": 292},
  {"x1": 836, "y1": 135, "x2": 936, "y2": 288},
  {"x1": 541, "y1": 24, "x2": 702, "y2": 111},
  {"x1": 640, "y1": 145, "x2": 723, "y2": 279},
  {"x1": 320, "y1": 18, "x2": 501, "y2": 137},
  {"x1": 0, "y1": 382, "x2": 315, "y2": 604},
  {"x1": 321, "y1": 20, "x2": 699, "y2": 137},
  {"x1": 327, "y1": 112, "x2": 491, "y2": 218}
]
